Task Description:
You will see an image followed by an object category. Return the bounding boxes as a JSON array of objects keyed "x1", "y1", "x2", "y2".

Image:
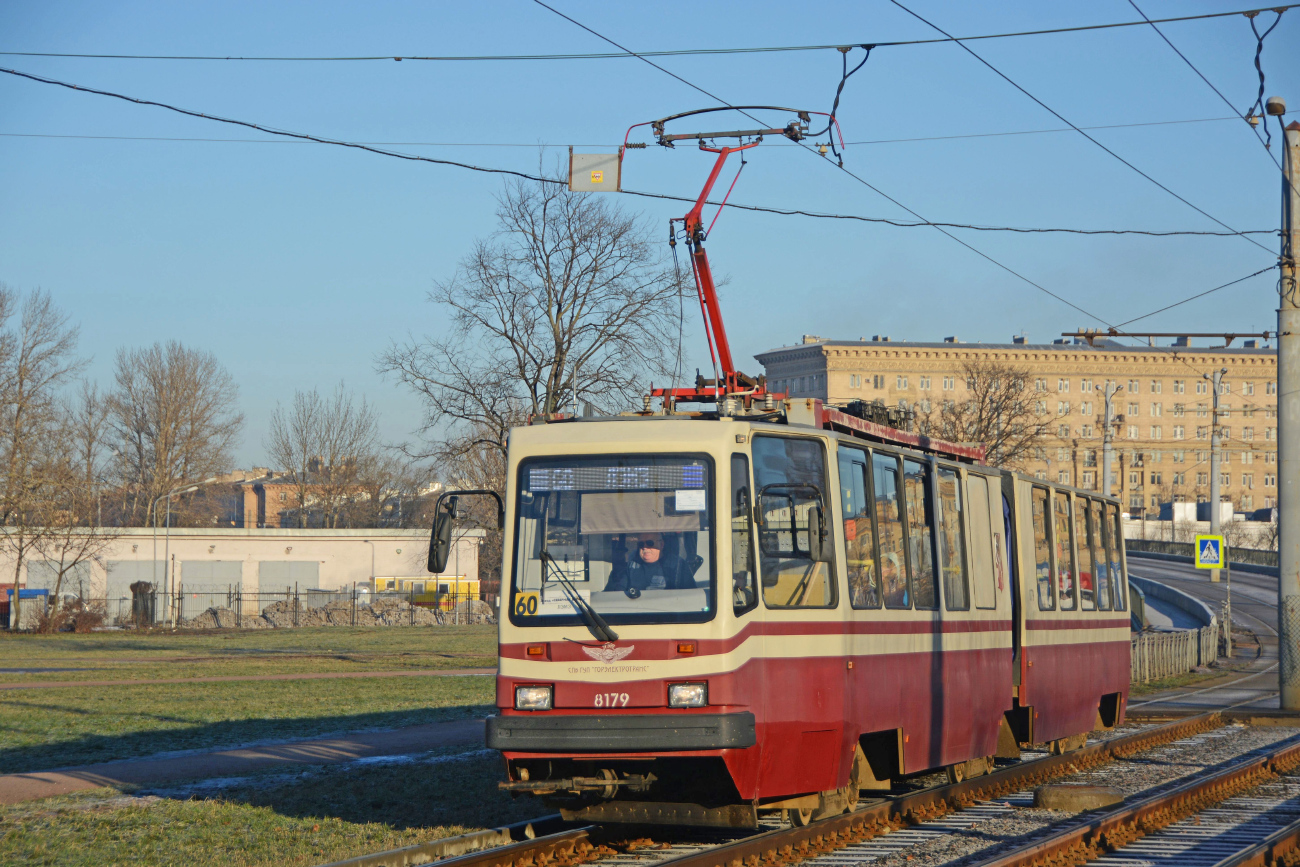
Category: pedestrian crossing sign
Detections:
[{"x1": 1194, "y1": 534, "x2": 1224, "y2": 569}]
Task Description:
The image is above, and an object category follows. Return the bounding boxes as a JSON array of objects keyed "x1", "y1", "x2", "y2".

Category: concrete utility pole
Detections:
[
  {"x1": 1102, "y1": 382, "x2": 1117, "y2": 501},
  {"x1": 1275, "y1": 99, "x2": 1300, "y2": 709},
  {"x1": 1207, "y1": 369, "x2": 1226, "y2": 584}
]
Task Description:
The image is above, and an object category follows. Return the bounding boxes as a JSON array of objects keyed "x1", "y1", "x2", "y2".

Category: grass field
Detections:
[
  {"x1": 0, "y1": 747, "x2": 539, "y2": 867},
  {"x1": 0, "y1": 627, "x2": 499, "y2": 773}
]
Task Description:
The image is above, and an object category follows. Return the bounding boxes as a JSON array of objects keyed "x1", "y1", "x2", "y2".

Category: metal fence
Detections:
[{"x1": 1131, "y1": 626, "x2": 1219, "y2": 685}]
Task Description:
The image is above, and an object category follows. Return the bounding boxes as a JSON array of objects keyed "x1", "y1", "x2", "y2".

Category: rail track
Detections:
[{"x1": 319, "y1": 712, "x2": 1228, "y2": 867}]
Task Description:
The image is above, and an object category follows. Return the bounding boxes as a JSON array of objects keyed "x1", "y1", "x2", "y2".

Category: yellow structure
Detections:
[
  {"x1": 375, "y1": 576, "x2": 480, "y2": 599},
  {"x1": 756, "y1": 335, "x2": 1278, "y2": 516}
]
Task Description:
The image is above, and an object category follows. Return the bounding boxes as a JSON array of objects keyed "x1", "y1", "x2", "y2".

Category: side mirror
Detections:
[
  {"x1": 428, "y1": 497, "x2": 456, "y2": 574},
  {"x1": 806, "y1": 504, "x2": 832, "y2": 563}
]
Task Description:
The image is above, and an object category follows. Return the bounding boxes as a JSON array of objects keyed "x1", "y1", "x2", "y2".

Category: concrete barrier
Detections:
[{"x1": 1128, "y1": 574, "x2": 1218, "y2": 629}]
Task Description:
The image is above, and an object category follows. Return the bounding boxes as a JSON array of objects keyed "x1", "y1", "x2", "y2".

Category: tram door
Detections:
[{"x1": 751, "y1": 434, "x2": 848, "y2": 797}]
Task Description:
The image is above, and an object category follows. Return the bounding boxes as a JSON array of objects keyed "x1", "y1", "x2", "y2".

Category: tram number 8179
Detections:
[{"x1": 595, "y1": 693, "x2": 630, "y2": 707}]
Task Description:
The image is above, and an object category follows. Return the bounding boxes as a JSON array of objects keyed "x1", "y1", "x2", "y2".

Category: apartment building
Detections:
[{"x1": 756, "y1": 335, "x2": 1278, "y2": 516}]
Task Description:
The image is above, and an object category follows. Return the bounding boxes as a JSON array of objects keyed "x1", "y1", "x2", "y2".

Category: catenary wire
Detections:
[
  {"x1": 1111, "y1": 265, "x2": 1276, "y2": 329},
  {"x1": 887, "y1": 0, "x2": 1276, "y2": 257},
  {"x1": 530, "y1": 1, "x2": 1285, "y2": 387},
  {"x1": 0, "y1": 114, "x2": 1248, "y2": 147},
  {"x1": 4, "y1": 4, "x2": 1298, "y2": 61},
  {"x1": 1126, "y1": 0, "x2": 1280, "y2": 169},
  {"x1": 0, "y1": 76, "x2": 1273, "y2": 240}
]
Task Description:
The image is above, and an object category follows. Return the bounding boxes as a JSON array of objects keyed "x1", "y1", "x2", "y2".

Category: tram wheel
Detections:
[
  {"x1": 787, "y1": 806, "x2": 815, "y2": 826},
  {"x1": 946, "y1": 762, "x2": 966, "y2": 784}
]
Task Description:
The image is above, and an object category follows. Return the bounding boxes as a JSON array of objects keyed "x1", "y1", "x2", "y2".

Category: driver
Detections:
[{"x1": 605, "y1": 533, "x2": 690, "y2": 592}]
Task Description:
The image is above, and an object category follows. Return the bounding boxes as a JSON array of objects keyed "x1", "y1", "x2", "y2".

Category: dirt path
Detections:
[
  {"x1": 0, "y1": 717, "x2": 487, "y2": 804},
  {"x1": 0, "y1": 667, "x2": 496, "y2": 690}
]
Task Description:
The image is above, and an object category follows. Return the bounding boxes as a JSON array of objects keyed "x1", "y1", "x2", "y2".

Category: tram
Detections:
[{"x1": 425, "y1": 108, "x2": 1131, "y2": 828}]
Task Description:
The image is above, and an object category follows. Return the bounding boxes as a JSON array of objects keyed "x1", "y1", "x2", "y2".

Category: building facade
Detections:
[{"x1": 756, "y1": 335, "x2": 1278, "y2": 516}]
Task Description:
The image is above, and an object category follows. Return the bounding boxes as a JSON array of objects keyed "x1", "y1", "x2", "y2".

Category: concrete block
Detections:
[{"x1": 1032, "y1": 784, "x2": 1124, "y2": 811}]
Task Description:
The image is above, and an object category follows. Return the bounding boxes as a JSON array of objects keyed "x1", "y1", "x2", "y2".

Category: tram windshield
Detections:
[{"x1": 509, "y1": 455, "x2": 715, "y2": 625}]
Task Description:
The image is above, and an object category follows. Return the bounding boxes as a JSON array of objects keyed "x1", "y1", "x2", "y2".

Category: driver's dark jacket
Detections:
[{"x1": 604, "y1": 556, "x2": 692, "y2": 592}]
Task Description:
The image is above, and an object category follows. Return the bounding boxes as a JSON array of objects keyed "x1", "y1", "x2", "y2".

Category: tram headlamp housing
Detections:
[
  {"x1": 668, "y1": 682, "x2": 707, "y2": 708},
  {"x1": 515, "y1": 685, "x2": 553, "y2": 711}
]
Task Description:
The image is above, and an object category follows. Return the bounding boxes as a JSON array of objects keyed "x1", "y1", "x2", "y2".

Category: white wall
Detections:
[{"x1": 1, "y1": 527, "x2": 483, "y2": 598}]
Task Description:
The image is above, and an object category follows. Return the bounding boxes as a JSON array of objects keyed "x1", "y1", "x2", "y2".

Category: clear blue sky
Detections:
[{"x1": 1, "y1": 1, "x2": 1295, "y2": 465}]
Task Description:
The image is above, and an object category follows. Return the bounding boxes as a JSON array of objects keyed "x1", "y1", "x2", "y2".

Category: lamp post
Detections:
[{"x1": 150, "y1": 477, "x2": 219, "y2": 626}]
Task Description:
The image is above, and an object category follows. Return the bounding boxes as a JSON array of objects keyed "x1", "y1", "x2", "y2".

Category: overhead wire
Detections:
[
  {"x1": 4, "y1": 4, "x2": 1298, "y2": 61},
  {"x1": 1126, "y1": 0, "x2": 1280, "y2": 169},
  {"x1": 1110, "y1": 265, "x2": 1277, "y2": 329},
  {"x1": 886, "y1": 0, "x2": 1276, "y2": 257},
  {"x1": 1247, "y1": 9, "x2": 1286, "y2": 149},
  {"x1": 0, "y1": 72, "x2": 1274, "y2": 240},
  {"x1": 530, "y1": 0, "x2": 1284, "y2": 383}
]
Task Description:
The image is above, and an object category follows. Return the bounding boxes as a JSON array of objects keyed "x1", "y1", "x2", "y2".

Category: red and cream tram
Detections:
[{"x1": 430, "y1": 399, "x2": 1130, "y2": 828}]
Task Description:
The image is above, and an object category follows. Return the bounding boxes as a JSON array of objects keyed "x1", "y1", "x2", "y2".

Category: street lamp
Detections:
[{"x1": 150, "y1": 477, "x2": 219, "y2": 626}]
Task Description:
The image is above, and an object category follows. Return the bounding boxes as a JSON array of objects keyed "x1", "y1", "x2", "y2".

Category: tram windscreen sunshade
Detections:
[{"x1": 511, "y1": 455, "x2": 715, "y2": 624}]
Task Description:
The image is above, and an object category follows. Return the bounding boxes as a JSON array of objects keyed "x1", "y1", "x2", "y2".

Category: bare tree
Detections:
[
  {"x1": 108, "y1": 341, "x2": 243, "y2": 526},
  {"x1": 264, "y1": 383, "x2": 379, "y2": 528},
  {"x1": 0, "y1": 288, "x2": 85, "y2": 626},
  {"x1": 917, "y1": 358, "x2": 1050, "y2": 470},
  {"x1": 381, "y1": 173, "x2": 683, "y2": 464}
]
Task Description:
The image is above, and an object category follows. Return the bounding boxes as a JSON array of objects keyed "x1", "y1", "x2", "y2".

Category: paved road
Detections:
[
  {"x1": 1126, "y1": 554, "x2": 1280, "y2": 713},
  {"x1": 0, "y1": 717, "x2": 488, "y2": 805}
]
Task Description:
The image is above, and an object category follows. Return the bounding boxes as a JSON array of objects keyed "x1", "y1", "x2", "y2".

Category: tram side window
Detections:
[
  {"x1": 873, "y1": 453, "x2": 910, "y2": 609},
  {"x1": 837, "y1": 447, "x2": 881, "y2": 609},
  {"x1": 731, "y1": 454, "x2": 758, "y2": 616},
  {"x1": 903, "y1": 459, "x2": 939, "y2": 610},
  {"x1": 936, "y1": 468, "x2": 969, "y2": 611},
  {"x1": 967, "y1": 475, "x2": 998, "y2": 610},
  {"x1": 1075, "y1": 498, "x2": 1096, "y2": 611},
  {"x1": 1105, "y1": 503, "x2": 1127, "y2": 610},
  {"x1": 1091, "y1": 499, "x2": 1111, "y2": 610},
  {"x1": 1032, "y1": 487, "x2": 1054, "y2": 610},
  {"x1": 753, "y1": 436, "x2": 838, "y2": 609},
  {"x1": 1054, "y1": 492, "x2": 1077, "y2": 610}
]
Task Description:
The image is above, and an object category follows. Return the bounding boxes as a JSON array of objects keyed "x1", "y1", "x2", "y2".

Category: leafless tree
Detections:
[
  {"x1": 264, "y1": 383, "x2": 379, "y2": 528},
  {"x1": 0, "y1": 287, "x2": 85, "y2": 626},
  {"x1": 381, "y1": 172, "x2": 684, "y2": 464},
  {"x1": 917, "y1": 358, "x2": 1050, "y2": 470},
  {"x1": 108, "y1": 341, "x2": 243, "y2": 526}
]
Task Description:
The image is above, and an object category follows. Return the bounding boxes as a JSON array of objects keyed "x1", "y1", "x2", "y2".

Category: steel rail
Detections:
[
  {"x1": 964, "y1": 730, "x2": 1300, "y2": 867},
  {"x1": 638, "y1": 712, "x2": 1224, "y2": 867},
  {"x1": 1213, "y1": 813, "x2": 1300, "y2": 866},
  {"x1": 316, "y1": 713, "x2": 1223, "y2": 867},
  {"x1": 315, "y1": 815, "x2": 586, "y2": 867}
]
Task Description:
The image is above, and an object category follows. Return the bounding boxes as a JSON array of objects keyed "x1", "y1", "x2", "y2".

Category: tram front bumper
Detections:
[{"x1": 487, "y1": 711, "x2": 756, "y2": 752}]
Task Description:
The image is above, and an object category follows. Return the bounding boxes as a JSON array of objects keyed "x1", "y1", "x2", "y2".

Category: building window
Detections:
[
  {"x1": 1150, "y1": 402, "x2": 1162, "y2": 417},
  {"x1": 1150, "y1": 425, "x2": 1162, "y2": 439},
  {"x1": 1266, "y1": 473, "x2": 1277, "y2": 486},
  {"x1": 1197, "y1": 450, "x2": 1209, "y2": 463},
  {"x1": 1172, "y1": 450, "x2": 1184, "y2": 463},
  {"x1": 1267, "y1": 427, "x2": 1277, "y2": 440},
  {"x1": 1267, "y1": 407, "x2": 1278, "y2": 418},
  {"x1": 1197, "y1": 403, "x2": 1208, "y2": 417},
  {"x1": 1219, "y1": 380, "x2": 1231, "y2": 395},
  {"x1": 1058, "y1": 378, "x2": 1069, "y2": 392},
  {"x1": 1150, "y1": 472, "x2": 1163, "y2": 485},
  {"x1": 1173, "y1": 403, "x2": 1185, "y2": 417},
  {"x1": 1057, "y1": 447, "x2": 1069, "y2": 462},
  {"x1": 919, "y1": 398, "x2": 932, "y2": 412},
  {"x1": 1243, "y1": 451, "x2": 1254, "y2": 464},
  {"x1": 1128, "y1": 402, "x2": 1140, "y2": 416},
  {"x1": 1058, "y1": 470, "x2": 1070, "y2": 484},
  {"x1": 1173, "y1": 380, "x2": 1184, "y2": 394},
  {"x1": 1267, "y1": 381, "x2": 1278, "y2": 395},
  {"x1": 1035, "y1": 400, "x2": 1047, "y2": 415},
  {"x1": 1151, "y1": 380, "x2": 1162, "y2": 394},
  {"x1": 1196, "y1": 426, "x2": 1208, "y2": 439},
  {"x1": 1244, "y1": 427, "x2": 1255, "y2": 441},
  {"x1": 942, "y1": 376, "x2": 955, "y2": 390},
  {"x1": 279, "y1": 492, "x2": 287, "y2": 502},
  {"x1": 1243, "y1": 381, "x2": 1255, "y2": 395},
  {"x1": 1222, "y1": 427, "x2": 1231, "y2": 440},
  {"x1": 897, "y1": 375, "x2": 908, "y2": 389},
  {"x1": 1221, "y1": 472, "x2": 1231, "y2": 486},
  {"x1": 918, "y1": 375, "x2": 931, "y2": 390},
  {"x1": 1267, "y1": 451, "x2": 1277, "y2": 463},
  {"x1": 1057, "y1": 424, "x2": 1069, "y2": 438},
  {"x1": 1034, "y1": 447, "x2": 1048, "y2": 460},
  {"x1": 1125, "y1": 380, "x2": 1137, "y2": 393},
  {"x1": 1084, "y1": 450, "x2": 1097, "y2": 467},
  {"x1": 1221, "y1": 404, "x2": 1232, "y2": 418},
  {"x1": 873, "y1": 374, "x2": 885, "y2": 389},
  {"x1": 1243, "y1": 474, "x2": 1254, "y2": 489},
  {"x1": 1081, "y1": 424, "x2": 1093, "y2": 437},
  {"x1": 1035, "y1": 470, "x2": 1047, "y2": 480},
  {"x1": 849, "y1": 374, "x2": 861, "y2": 388},
  {"x1": 1035, "y1": 378, "x2": 1047, "y2": 392},
  {"x1": 1080, "y1": 401, "x2": 1093, "y2": 416},
  {"x1": 1127, "y1": 425, "x2": 1139, "y2": 438},
  {"x1": 1130, "y1": 494, "x2": 1142, "y2": 509},
  {"x1": 1082, "y1": 470, "x2": 1095, "y2": 486},
  {"x1": 1129, "y1": 471, "x2": 1140, "y2": 485},
  {"x1": 1058, "y1": 401, "x2": 1071, "y2": 416},
  {"x1": 1173, "y1": 425, "x2": 1185, "y2": 440},
  {"x1": 1244, "y1": 406, "x2": 1255, "y2": 418},
  {"x1": 1173, "y1": 472, "x2": 1185, "y2": 486},
  {"x1": 1196, "y1": 380, "x2": 1208, "y2": 395},
  {"x1": 1243, "y1": 495, "x2": 1254, "y2": 510},
  {"x1": 1081, "y1": 379, "x2": 1093, "y2": 393}
]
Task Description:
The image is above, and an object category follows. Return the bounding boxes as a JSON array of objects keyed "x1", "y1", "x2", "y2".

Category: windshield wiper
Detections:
[{"x1": 540, "y1": 551, "x2": 619, "y2": 642}]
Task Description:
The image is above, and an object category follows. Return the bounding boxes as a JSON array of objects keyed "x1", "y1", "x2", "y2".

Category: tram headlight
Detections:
[
  {"x1": 668, "y1": 682, "x2": 707, "y2": 708},
  {"x1": 515, "y1": 685, "x2": 553, "y2": 711}
]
